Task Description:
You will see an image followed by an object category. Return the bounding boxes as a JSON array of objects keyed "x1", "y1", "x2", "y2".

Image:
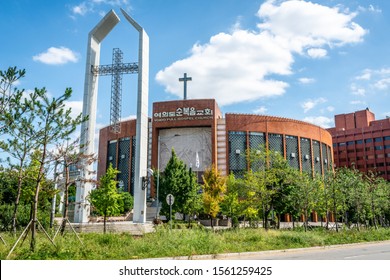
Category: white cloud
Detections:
[
  {"x1": 355, "y1": 69, "x2": 372, "y2": 80},
  {"x1": 156, "y1": 0, "x2": 366, "y2": 107},
  {"x1": 257, "y1": 0, "x2": 367, "y2": 51},
  {"x1": 303, "y1": 116, "x2": 333, "y2": 128},
  {"x1": 253, "y1": 106, "x2": 267, "y2": 114},
  {"x1": 298, "y1": 77, "x2": 315, "y2": 84},
  {"x1": 326, "y1": 106, "x2": 335, "y2": 112},
  {"x1": 64, "y1": 100, "x2": 83, "y2": 119},
  {"x1": 350, "y1": 83, "x2": 366, "y2": 96},
  {"x1": 122, "y1": 114, "x2": 137, "y2": 121},
  {"x1": 301, "y1": 97, "x2": 327, "y2": 113},
  {"x1": 70, "y1": 0, "x2": 131, "y2": 17},
  {"x1": 373, "y1": 78, "x2": 390, "y2": 90},
  {"x1": 33, "y1": 47, "x2": 79, "y2": 65},
  {"x1": 369, "y1": 5, "x2": 382, "y2": 13},
  {"x1": 358, "y1": 5, "x2": 382, "y2": 14},
  {"x1": 72, "y1": 3, "x2": 88, "y2": 16},
  {"x1": 307, "y1": 48, "x2": 327, "y2": 58},
  {"x1": 350, "y1": 100, "x2": 366, "y2": 105},
  {"x1": 156, "y1": 30, "x2": 292, "y2": 106},
  {"x1": 352, "y1": 67, "x2": 390, "y2": 94}
]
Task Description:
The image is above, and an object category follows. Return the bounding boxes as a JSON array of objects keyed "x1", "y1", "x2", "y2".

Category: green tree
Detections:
[
  {"x1": 283, "y1": 168, "x2": 304, "y2": 228},
  {"x1": 0, "y1": 67, "x2": 26, "y2": 131},
  {"x1": 247, "y1": 147, "x2": 292, "y2": 230},
  {"x1": 89, "y1": 164, "x2": 121, "y2": 233},
  {"x1": 202, "y1": 164, "x2": 226, "y2": 228},
  {"x1": 0, "y1": 90, "x2": 43, "y2": 234},
  {"x1": 27, "y1": 87, "x2": 85, "y2": 250},
  {"x1": 0, "y1": 167, "x2": 18, "y2": 205},
  {"x1": 333, "y1": 166, "x2": 369, "y2": 230},
  {"x1": 50, "y1": 137, "x2": 95, "y2": 234},
  {"x1": 364, "y1": 171, "x2": 389, "y2": 229},
  {"x1": 158, "y1": 149, "x2": 200, "y2": 220},
  {"x1": 314, "y1": 172, "x2": 332, "y2": 228},
  {"x1": 288, "y1": 171, "x2": 322, "y2": 231},
  {"x1": 330, "y1": 167, "x2": 352, "y2": 232},
  {"x1": 241, "y1": 170, "x2": 263, "y2": 226},
  {"x1": 183, "y1": 168, "x2": 202, "y2": 227},
  {"x1": 221, "y1": 173, "x2": 244, "y2": 227},
  {"x1": 0, "y1": 67, "x2": 31, "y2": 234}
]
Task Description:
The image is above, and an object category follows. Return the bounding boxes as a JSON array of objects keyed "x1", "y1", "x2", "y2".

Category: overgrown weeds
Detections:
[{"x1": 1, "y1": 227, "x2": 390, "y2": 260}]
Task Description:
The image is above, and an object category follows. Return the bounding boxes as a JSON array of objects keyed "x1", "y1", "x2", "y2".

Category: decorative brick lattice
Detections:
[
  {"x1": 313, "y1": 140, "x2": 322, "y2": 174},
  {"x1": 107, "y1": 141, "x2": 117, "y2": 169},
  {"x1": 118, "y1": 137, "x2": 131, "y2": 192},
  {"x1": 286, "y1": 135, "x2": 299, "y2": 170},
  {"x1": 228, "y1": 131, "x2": 247, "y2": 177},
  {"x1": 268, "y1": 133, "x2": 284, "y2": 156},
  {"x1": 249, "y1": 132, "x2": 265, "y2": 171},
  {"x1": 300, "y1": 137, "x2": 312, "y2": 173},
  {"x1": 321, "y1": 143, "x2": 328, "y2": 171},
  {"x1": 327, "y1": 145, "x2": 333, "y2": 170}
]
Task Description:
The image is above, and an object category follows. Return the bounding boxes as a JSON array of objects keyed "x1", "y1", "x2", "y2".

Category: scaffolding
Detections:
[{"x1": 92, "y1": 48, "x2": 138, "y2": 133}]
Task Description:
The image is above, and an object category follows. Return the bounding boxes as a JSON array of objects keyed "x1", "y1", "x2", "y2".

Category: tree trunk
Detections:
[
  {"x1": 264, "y1": 209, "x2": 270, "y2": 231},
  {"x1": 262, "y1": 204, "x2": 266, "y2": 229},
  {"x1": 292, "y1": 216, "x2": 295, "y2": 229},
  {"x1": 333, "y1": 198, "x2": 339, "y2": 233},
  {"x1": 371, "y1": 196, "x2": 378, "y2": 230},
  {"x1": 30, "y1": 181, "x2": 41, "y2": 251},
  {"x1": 30, "y1": 143, "x2": 47, "y2": 252},
  {"x1": 104, "y1": 213, "x2": 107, "y2": 234},
  {"x1": 12, "y1": 169, "x2": 24, "y2": 235},
  {"x1": 326, "y1": 210, "x2": 330, "y2": 230},
  {"x1": 60, "y1": 167, "x2": 70, "y2": 235}
]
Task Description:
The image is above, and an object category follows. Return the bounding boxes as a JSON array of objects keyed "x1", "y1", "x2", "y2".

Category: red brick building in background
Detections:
[{"x1": 327, "y1": 108, "x2": 390, "y2": 181}]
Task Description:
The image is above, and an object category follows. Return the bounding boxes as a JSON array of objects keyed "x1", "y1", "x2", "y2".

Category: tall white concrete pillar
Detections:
[
  {"x1": 121, "y1": 9, "x2": 149, "y2": 223},
  {"x1": 74, "y1": 9, "x2": 149, "y2": 224},
  {"x1": 74, "y1": 10, "x2": 120, "y2": 223}
]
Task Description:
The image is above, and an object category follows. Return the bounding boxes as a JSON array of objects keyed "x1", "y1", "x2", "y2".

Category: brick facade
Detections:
[{"x1": 328, "y1": 108, "x2": 390, "y2": 181}]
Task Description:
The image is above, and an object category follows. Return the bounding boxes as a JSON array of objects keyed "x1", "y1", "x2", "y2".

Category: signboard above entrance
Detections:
[{"x1": 153, "y1": 106, "x2": 213, "y2": 122}]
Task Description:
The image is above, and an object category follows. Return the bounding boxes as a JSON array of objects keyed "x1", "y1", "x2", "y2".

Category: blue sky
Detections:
[{"x1": 1, "y1": 0, "x2": 389, "y2": 135}]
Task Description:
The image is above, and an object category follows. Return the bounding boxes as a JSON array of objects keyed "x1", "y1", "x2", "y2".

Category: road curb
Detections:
[{"x1": 149, "y1": 240, "x2": 390, "y2": 260}]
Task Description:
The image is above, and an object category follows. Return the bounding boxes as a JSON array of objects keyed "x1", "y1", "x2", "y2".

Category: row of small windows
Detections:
[
  {"x1": 353, "y1": 162, "x2": 390, "y2": 168},
  {"x1": 338, "y1": 145, "x2": 390, "y2": 152},
  {"x1": 228, "y1": 131, "x2": 331, "y2": 176},
  {"x1": 335, "y1": 136, "x2": 390, "y2": 147},
  {"x1": 346, "y1": 153, "x2": 390, "y2": 161}
]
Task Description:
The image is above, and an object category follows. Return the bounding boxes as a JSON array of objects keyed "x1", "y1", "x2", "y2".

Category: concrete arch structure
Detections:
[{"x1": 74, "y1": 9, "x2": 149, "y2": 224}]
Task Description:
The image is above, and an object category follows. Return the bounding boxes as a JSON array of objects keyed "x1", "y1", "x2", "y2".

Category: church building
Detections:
[{"x1": 97, "y1": 98, "x2": 334, "y2": 198}]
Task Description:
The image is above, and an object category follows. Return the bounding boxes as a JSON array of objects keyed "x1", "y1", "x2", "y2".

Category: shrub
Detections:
[
  {"x1": 0, "y1": 204, "x2": 31, "y2": 231},
  {"x1": 120, "y1": 192, "x2": 134, "y2": 214}
]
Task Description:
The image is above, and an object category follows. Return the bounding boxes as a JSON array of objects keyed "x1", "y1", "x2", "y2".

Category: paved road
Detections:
[{"x1": 215, "y1": 240, "x2": 390, "y2": 260}]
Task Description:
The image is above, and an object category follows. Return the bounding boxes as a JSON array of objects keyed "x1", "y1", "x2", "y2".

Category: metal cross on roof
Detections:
[
  {"x1": 179, "y1": 73, "x2": 192, "y2": 100},
  {"x1": 92, "y1": 48, "x2": 138, "y2": 133}
]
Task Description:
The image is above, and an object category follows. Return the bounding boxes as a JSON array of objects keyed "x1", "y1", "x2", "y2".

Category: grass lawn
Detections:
[{"x1": 1, "y1": 226, "x2": 390, "y2": 260}]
